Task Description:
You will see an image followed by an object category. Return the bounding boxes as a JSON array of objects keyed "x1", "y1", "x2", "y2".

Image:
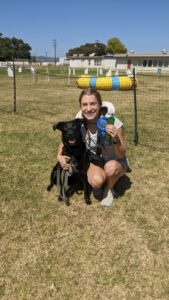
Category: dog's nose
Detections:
[{"x1": 67, "y1": 130, "x2": 75, "y2": 138}]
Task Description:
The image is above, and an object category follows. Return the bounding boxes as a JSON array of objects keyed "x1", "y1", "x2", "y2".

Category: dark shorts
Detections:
[
  {"x1": 88, "y1": 152, "x2": 130, "y2": 172},
  {"x1": 117, "y1": 157, "x2": 130, "y2": 172},
  {"x1": 103, "y1": 154, "x2": 130, "y2": 172}
]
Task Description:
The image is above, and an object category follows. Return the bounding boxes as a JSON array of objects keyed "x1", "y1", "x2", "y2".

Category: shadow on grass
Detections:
[{"x1": 114, "y1": 174, "x2": 132, "y2": 197}]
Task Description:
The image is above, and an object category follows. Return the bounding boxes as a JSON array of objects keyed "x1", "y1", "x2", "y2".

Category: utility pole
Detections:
[
  {"x1": 45, "y1": 51, "x2": 48, "y2": 63},
  {"x1": 53, "y1": 39, "x2": 57, "y2": 66}
]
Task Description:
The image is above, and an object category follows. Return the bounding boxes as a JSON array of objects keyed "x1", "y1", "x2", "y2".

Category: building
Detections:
[
  {"x1": 68, "y1": 54, "x2": 116, "y2": 69},
  {"x1": 114, "y1": 50, "x2": 169, "y2": 73},
  {"x1": 68, "y1": 50, "x2": 169, "y2": 73}
]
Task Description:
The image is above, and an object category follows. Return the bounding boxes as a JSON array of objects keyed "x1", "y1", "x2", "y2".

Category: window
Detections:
[
  {"x1": 148, "y1": 60, "x2": 152, "y2": 67},
  {"x1": 158, "y1": 60, "x2": 163, "y2": 67},
  {"x1": 153, "y1": 60, "x2": 157, "y2": 67},
  {"x1": 88, "y1": 60, "x2": 91, "y2": 66},
  {"x1": 143, "y1": 60, "x2": 147, "y2": 67},
  {"x1": 138, "y1": 60, "x2": 142, "y2": 66},
  {"x1": 94, "y1": 60, "x2": 101, "y2": 66},
  {"x1": 133, "y1": 60, "x2": 137, "y2": 66},
  {"x1": 164, "y1": 61, "x2": 168, "y2": 67}
]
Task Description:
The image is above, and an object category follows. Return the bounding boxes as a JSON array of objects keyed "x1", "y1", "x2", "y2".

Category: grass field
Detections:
[{"x1": 0, "y1": 72, "x2": 169, "y2": 299}]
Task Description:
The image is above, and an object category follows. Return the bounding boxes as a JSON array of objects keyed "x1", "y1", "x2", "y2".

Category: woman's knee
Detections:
[
  {"x1": 88, "y1": 174, "x2": 105, "y2": 188},
  {"x1": 104, "y1": 161, "x2": 124, "y2": 178},
  {"x1": 87, "y1": 165, "x2": 106, "y2": 188}
]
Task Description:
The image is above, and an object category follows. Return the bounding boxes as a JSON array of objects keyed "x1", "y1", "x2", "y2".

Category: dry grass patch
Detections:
[{"x1": 0, "y1": 74, "x2": 169, "y2": 299}]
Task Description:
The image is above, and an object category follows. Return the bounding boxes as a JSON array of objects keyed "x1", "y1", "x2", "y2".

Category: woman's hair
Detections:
[{"x1": 79, "y1": 88, "x2": 102, "y2": 106}]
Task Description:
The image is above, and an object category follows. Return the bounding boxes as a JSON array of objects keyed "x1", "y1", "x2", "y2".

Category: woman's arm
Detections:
[
  {"x1": 106, "y1": 125, "x2": 126, "y2": 158},
  {"x1": 57, "y1": 142, "x2": 71, "y2": 170}
]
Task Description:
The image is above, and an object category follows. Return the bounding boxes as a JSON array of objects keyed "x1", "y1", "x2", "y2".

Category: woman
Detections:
[{"x1": 57, "y1": 88, "x2": 128, "y2": 206}]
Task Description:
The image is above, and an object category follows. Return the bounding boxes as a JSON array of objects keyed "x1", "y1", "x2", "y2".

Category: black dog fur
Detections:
[{"x1": 47, "y1": 119, "x2": 91, "y2": 205}]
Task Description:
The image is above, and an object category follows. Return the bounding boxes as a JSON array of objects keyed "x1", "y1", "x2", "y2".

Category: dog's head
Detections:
[{"x1": 53, "y1": 119, "x2": 84, "y2": 147}]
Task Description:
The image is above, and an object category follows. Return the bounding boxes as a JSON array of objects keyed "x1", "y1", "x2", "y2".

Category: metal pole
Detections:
[
  {"x1": 53, "y1": 39, "x2": 57, "y2": 66},
  {"x1": 13, "y1": 57, "x2": 16, "y2": 113},
  {"x1": 133, "y1": 68, "x2": 138, "y2": 145},
  {"x1": 67, "y1": 67, "x2": 71, "y2": 86}
]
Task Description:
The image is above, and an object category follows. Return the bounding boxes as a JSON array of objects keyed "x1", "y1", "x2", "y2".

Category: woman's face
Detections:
[{"x1": 80, "y1": 94, "x2": 101, "y2": 122}]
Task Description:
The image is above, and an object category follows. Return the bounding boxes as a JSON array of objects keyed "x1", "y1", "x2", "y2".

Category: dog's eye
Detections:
[
  {"x1": 72, "y1": 123, "x2": 79, "y2": 130},
  {"x1": 63, "y1": 124, "x2": 69, "y2": 131}
]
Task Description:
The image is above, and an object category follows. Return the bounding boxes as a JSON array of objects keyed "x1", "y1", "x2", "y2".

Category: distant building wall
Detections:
[
  {"x1": 0, "y1": 61, "x2": 30, "y2": 67},
  {"x1": 114, "y1": 53, "x2": 169, "y2": 72},
  {"x1": 101, "y1": 57, "x2": 116, "y2": 69},
  {"x1": 68, "y1": 53, "x2": 169, "y2": 73},
  {"x1": 68, "y1": 55, "x2": 116, "y2": 69}
]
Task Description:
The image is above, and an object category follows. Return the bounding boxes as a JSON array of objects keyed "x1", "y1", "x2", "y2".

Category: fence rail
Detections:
[{"x1": 0, "y1": 67, "x2": 169, "y2": 151}]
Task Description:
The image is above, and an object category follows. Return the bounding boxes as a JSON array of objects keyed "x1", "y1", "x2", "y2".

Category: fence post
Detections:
[
  {"x1": 67, "y1": 67, "x2": 71, "y2": 86},
  {"x1": 133, "y1": 68, "x2": 138, "y2": 145},
  {"x1": 12, "y1": 59, "x2": 16, "y2": 113}
]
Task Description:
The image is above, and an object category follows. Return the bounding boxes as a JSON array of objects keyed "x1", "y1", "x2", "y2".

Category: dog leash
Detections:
[
  {"x1": 56, "y1": 164, "x2": 62, "y2": 198},
  {"x1": 56, "y1": 164, "x2": 71, "y2": 203},
  {"x1": 61, "y1": 169, "x2": 69, "y2": 202}
]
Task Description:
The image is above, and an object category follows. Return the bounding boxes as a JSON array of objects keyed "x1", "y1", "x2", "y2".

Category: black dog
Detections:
[{"x1": 47, "y1": 119, "x2": 91, "y2": 205}]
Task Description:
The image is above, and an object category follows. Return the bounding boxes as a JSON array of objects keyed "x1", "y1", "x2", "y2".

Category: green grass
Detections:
[{"x1": 0, "y1": 73, "x2": 169, "y2": 299}]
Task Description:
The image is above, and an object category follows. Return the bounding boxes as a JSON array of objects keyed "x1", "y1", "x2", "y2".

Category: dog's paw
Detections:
[
  {"x1": 47, "y1": 184, "x2": 52, "y2": 192},
  {"x1": 85, "y1": 198, "x2": 92, "y2": 205},
  {"x1": 65, "y1": 198, "x2": 70, "y2": 206},
  {"x1": 58, "y1": 196, "x2": 64, "y2": 202}
]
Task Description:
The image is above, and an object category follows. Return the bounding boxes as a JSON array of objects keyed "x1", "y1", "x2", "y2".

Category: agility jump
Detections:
[{"x1": 77, "y1": 75, "x2": 137, "y2": 91}]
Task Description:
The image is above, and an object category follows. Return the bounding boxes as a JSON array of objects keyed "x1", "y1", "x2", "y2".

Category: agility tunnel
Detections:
[{"x1": 76, "y1": 76, "x2": 137, "y2": 91}]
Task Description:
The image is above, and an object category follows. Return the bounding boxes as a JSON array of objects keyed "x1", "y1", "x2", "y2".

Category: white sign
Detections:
[
  {"x1": 106, "y1": 68, "x2": 112, "y2": 77},
  {"x1": 99, "y1": 68, "x2": 103, "y2": 75},
  {"x1": 84, "y1": 68, "x2": 88, "y2": 75},
  {"x1": 31, "y1": 66, "x2": 35, "y2": 73},
  {"x1": 115, "y1": 69, "x2": 119, "y2": 76},
  {"x1": 126, "y1": 69, "x2": 133, "y2": 77},
  {"x1": 7, "y1": 67, "x2": 13, "y2": 77}
]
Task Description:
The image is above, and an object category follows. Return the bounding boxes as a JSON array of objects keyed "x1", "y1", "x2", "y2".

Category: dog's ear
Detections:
[
  {"x1": 75, "y1": 118, "x2": 84, "y2": 126},
  {"x1": 53, "y1": 122, "x2": 65, "y2": 131}
]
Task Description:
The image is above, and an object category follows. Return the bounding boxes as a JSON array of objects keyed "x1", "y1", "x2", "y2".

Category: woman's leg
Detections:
[
  {"x1": 87, "y1": 163, "x2": 106, "y2": 189},
  {"x1": 101, "y1": 160, "x2": 125, "y2": 206},
  {"x1": 104, "y1": 160, "x2": 125, "y2": 189}
]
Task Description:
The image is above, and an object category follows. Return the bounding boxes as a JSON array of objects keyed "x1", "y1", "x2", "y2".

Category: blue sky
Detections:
[{"x1": 1, "y1": 0, "x2": 169, "y2": 57}]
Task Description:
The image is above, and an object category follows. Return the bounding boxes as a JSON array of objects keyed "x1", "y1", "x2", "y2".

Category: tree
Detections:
[
  {"x1": 66, "y1": 42, "x2": 106, "y2": 57},
  {"x1": 0, "y1": 34, "x2": 32, "y2": 61},
  {"x1": 106, "y1": 37, "x2": 127, "y2": 55}
]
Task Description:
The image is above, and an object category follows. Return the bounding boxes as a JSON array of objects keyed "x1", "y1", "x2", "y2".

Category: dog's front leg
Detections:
[
  {"x1": 47, "y1": 183, "x2": 53, "y2": 192},
  {"x1": 65, "y1": 198, "x2": 70, "y2": 206},
  {"x1": 83, "y1": 176, "x2": 91, "y2": 205}
]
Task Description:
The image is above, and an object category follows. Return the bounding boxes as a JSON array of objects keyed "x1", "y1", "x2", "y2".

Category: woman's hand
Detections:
[
  {"x1": 106, "y1": 124, "x2": 119, "y2": 142},
  {"x1": 57, "y1": 154, "x2": 71, "y2": 170},
  {"x1": 106, "y1": 125, "x2": 126, "y2": 157}
]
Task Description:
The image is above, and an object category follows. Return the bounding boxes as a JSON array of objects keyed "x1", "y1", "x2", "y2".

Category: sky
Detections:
[{"x1": 1, "y1": 0, "x2": 169, "y2": 58}]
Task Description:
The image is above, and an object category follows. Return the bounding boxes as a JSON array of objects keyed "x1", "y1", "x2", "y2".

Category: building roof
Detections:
[
  {"x1": 68, "y1": 52, "x2": 169, "y2": 60},
  {"x1": 68, "y1": 55, "x2": 103, "y2": 59},
  {"x1": 113, "y1": 52, "x2": 169, "y2": 58}
]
